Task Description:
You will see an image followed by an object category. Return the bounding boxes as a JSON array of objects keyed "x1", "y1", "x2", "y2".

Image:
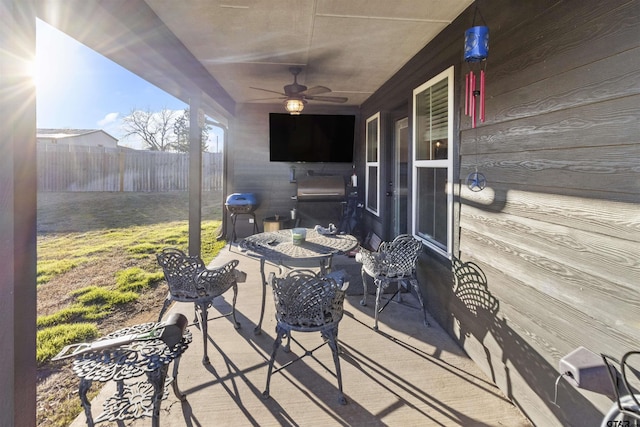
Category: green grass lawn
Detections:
[{"x1": 36, "y1": 191, "x2": 225, "y2": 427}]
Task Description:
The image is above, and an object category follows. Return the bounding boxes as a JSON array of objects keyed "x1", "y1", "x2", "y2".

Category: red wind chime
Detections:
[{"x1": 464, "y1": 66, "x2": 486, "y2": 128}]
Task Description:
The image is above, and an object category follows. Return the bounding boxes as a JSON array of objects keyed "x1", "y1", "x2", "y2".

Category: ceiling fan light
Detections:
[{"x1": 284, "y1": 98, "x2": 305, "y2": 115}]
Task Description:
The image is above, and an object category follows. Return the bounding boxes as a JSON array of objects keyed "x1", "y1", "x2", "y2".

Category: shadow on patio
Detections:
[{"x1": 70, "y1": 246, "x2": 531, "y2": 427}]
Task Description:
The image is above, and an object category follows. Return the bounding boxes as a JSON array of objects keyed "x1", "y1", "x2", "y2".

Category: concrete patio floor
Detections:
[{"x1": 70, "y1": 245, "x2": 532, "y2": 427}]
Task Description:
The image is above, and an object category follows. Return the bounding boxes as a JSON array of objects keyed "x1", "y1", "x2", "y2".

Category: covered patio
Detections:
[
  {"x1": 70, "y1": 246, "x2": 530, "y2": 426},
  {"x1": 3, "y1": 0, "x2": 638, "y2": 425}
]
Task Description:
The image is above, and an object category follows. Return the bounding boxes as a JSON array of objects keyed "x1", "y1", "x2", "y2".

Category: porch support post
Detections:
[
  {"x1": 188, "y1": 94, "x2": 202, "y2": 256},
  {"x1": 0, "y1": 0, "x2": 38, "y2": 425}
]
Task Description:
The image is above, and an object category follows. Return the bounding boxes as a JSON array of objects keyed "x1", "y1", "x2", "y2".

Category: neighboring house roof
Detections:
[{"x1": 36, "y1": 128, "x2": 118, "y2": 142}]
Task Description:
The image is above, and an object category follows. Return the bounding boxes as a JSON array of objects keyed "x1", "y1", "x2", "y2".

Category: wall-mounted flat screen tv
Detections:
[{"x1": 269, "y1": 113, "x2": 355, "y2": 162}]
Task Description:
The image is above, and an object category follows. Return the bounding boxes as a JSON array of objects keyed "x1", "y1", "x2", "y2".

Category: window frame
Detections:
[
  {"x1": 365, "y1": 112, "x2": 380, "y2": 216},
  {"x1": 411, "y1": 66, "x2": 454, "y2": 258}
]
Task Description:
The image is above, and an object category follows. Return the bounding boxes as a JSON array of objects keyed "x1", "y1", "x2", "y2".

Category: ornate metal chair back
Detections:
[
  {"x1": 156, "y1": 248, "x2": 206, "y2": 298},
  {"x1": 380, "y1": 234, "x2": 422, "y2": 277},
  {"x1": 271, "y1": 271, "x2": 347, "y2": 331}
]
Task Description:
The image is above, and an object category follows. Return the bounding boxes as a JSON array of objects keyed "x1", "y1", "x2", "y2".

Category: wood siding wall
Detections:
[
  {"x1": 37, "y1": 145, "x2": 223, "y2": 192},
  {"x1": 360, "y1": 0, "x2": 640, "y2": 425}
]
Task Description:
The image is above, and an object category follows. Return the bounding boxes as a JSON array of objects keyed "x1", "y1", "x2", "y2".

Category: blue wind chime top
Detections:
[{"x1": 464, "y1": 25, "x2": 489, "y2": 62}]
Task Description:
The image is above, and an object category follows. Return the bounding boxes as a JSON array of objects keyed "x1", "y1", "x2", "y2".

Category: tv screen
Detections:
[{"x1": 269, "y1": 113, "x2": 355, "y2": 162}]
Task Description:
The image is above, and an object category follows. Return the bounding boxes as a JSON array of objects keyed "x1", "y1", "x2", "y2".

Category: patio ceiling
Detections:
[
  {"x1": 37, "y1": 0, "x2": 473, "y2": 116},
  {"x1": 145, "y1": 0, "x2": 473, "y2": 108}
]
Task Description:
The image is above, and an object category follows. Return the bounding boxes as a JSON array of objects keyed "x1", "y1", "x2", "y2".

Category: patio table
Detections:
[{"x1": 240, "y1": 228, "x2": 358, "y2": 334}]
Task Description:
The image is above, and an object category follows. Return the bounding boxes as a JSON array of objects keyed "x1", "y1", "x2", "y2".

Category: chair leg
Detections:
[
  {"x1": 171, "y1": 354, "x2": 187, "y2": 402},
  {"x1": 319, "y1": 256, "x2": 332, "y2": 275},
  {"x1": 263, "y1": 325, "x2": 287, "y2": 400},
  {"x1": 323, "y1": 326, "x2": 347, "y2": 405},
  {"x1": 196, "y1": 301, "x2": 210, "y2": 365},
  {"x1": 157, "y1": 293, "x2": 172, "y2": 322},
  {"x1": 231, "y1": 284, "x2": 241, "y2": 329},
  {"x1": 359, "y1": 269, "x2": 368, "y2": 306},
  {"x1": 410, "y1": 279, "x2": 430, "y2": 327},
  {"x1": 374, "y1": 279, "x2": 384, "y2": 331}
]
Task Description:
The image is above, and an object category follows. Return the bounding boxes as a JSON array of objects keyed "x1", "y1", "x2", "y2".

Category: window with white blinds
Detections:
[{"x1": 412, "y1": 67, "x2": 454, "y2": 257}]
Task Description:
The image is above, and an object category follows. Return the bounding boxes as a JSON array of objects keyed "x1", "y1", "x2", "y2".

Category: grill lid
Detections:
[
  {"x1": 225, "y1": 193, "x2": 258, "y2": 213},
  {"x1": 296, "y1": 176, "x2": 345, "y2": 201},
  {"x1": 225, "y1": 193, "x2": 258, "y2": 206}
]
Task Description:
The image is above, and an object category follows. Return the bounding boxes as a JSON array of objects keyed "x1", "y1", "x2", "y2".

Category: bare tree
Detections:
[{"x1": 122, "y1": 107, "x2": 179, "y2": 151}]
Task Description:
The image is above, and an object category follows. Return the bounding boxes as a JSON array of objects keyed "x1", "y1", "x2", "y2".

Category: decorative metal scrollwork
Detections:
[{"x1": 70, "y1": 321, "x2": 192, "y2": 425}]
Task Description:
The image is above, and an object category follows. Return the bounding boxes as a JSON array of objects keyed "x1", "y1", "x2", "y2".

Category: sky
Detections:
[{"x1": 35, "y1": 19, "x2": 223, "y2": 151}]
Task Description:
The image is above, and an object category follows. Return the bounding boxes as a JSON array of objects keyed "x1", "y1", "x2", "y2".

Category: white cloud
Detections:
[{"x1": 98, "y1": 112, "x2": 119, "y2": 126}]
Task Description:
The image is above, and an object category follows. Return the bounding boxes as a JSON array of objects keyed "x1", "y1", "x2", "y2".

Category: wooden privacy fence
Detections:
[{"x1": 37, "y1": 145, "x2": 223, "y2": 192}]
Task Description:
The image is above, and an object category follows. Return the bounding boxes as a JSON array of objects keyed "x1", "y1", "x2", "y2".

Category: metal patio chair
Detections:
[
  {"x1": 156, "y1": 248, "x2": 245, "y2": 365},
  {"x1": 356, "y1": 234, "x2": 429, "y2": 330},
  {"x1": 263, "y1": 269, "x2": 349, "y2": 405}
]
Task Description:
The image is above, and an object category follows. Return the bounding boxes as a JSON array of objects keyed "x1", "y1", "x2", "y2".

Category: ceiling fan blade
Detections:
[
  {"x1": 249, "y1": 87, "x2": 286, "y2": 96},
  {"x1": 245, "y1": 96, "x2": 287, "y2": 102},
  {"x1": 302, "y1": 86, "x2": 331, "y2": 96},
  {"x1": 305, "y1": 95, "x2": 348, "y2": 103}
]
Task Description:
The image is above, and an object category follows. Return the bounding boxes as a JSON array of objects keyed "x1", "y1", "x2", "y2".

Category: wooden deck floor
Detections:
[{"x1": 70, "y1": 246, "x2": 532, "y2": 427}]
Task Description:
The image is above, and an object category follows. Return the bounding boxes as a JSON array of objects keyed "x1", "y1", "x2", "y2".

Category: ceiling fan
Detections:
[{"x1": 250, "y1": 66, "x2": 348, "y2": 114}]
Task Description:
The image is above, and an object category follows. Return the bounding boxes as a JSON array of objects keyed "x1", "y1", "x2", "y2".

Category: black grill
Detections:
[{"x1": 292, "y1": 176, "x2": 346, "y2": 228}]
